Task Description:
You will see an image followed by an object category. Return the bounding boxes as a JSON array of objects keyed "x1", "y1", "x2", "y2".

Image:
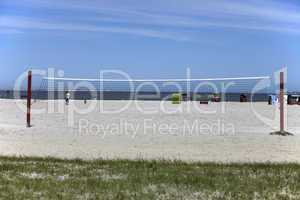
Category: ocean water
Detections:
[{"x1": 0, "y1": 90, "x2": 271, "y2": 102}]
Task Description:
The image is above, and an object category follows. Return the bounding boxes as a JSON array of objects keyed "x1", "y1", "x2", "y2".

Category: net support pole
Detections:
[
  {"x1": 27, "y1": 70, "x2": 32, "y2": 128},
  {"x1": 279, "y1": 71, "x2": 284, "y2": 133},
  {"x1": 271, "y1": 70, "x2": 292, "y2": 136}
]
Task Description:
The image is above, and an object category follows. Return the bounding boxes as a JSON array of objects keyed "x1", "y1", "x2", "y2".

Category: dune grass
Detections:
[{"x1": 0, "y1": 156, "x2": 300, "y2": 199}]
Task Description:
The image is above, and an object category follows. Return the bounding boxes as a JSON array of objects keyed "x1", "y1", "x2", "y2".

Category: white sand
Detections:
[{"x1": 0, "y1": 99, "x2": 300, "y2": 163}]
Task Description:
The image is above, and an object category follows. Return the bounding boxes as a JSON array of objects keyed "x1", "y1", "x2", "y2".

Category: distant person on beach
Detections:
[{"x1": 65, "y1": 91, "x2": 70, "y2": 105}]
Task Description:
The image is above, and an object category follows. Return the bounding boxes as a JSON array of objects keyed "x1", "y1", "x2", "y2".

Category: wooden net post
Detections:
[
  {"x1": 270, "y1": 70, "x2": 292, "y2": 136},
  {"x1": 27, "y1": 70, "x2": 32, "y2": 127},
  {"x1": 279, "y1": 72, "x2": 284, "y2": 133}
]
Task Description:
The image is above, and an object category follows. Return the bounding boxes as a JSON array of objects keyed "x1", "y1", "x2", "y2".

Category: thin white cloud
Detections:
[
  {"x1": 82, "y1": 12, "x2": 300, "y2": 35},
  {"x1": 0, "y1": 16, "x2": 190, "y2": 41},
  {"x1": 1, "y1": 0, "x2": 300, "y2": 39},
  {"x1": 12, "y1": 0, "x2": 300, "y2": 24}
]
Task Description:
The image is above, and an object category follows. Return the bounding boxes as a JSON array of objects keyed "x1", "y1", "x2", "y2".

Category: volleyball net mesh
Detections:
[{"x1": 39, "y1": 76, "x2": 273, "y2": 101}]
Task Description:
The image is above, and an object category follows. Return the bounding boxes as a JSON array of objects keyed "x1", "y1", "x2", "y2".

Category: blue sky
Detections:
[{"x1": 0, "y1": 0, "x2": 299, "y2": 91}]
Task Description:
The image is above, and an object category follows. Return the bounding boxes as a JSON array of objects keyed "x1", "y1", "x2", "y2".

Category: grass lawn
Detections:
[{"x1": 0, "y1": 156, "x2": 299, "y2": 199}]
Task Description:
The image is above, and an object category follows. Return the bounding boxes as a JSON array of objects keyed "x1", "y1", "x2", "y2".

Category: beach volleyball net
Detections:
[
  {"x1": 23, "y1": 70, "x2": 292, "y2": 136},
  {"x1": 39, "y1": 75, "x2": 272, "y2": 101}
]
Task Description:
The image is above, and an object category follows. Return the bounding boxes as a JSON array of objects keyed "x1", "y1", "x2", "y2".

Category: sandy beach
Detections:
[{"x1": 0, "y1": 99, "x2": 300, "y2": 163}]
